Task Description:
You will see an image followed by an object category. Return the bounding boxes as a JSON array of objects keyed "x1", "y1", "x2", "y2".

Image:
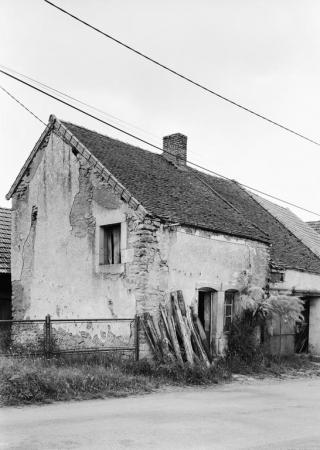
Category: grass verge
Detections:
[
  {"x1": 0, "y1": 352, "x2": 230, "y2": 406},
  {"x1": 1, "y1": 351, "x2": 319, "y2": 406}
]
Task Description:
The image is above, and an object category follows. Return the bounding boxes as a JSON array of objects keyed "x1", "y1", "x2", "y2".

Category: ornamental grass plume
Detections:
[{"x1": 236, "y1": 284, "x2": 305, "y2": 335}]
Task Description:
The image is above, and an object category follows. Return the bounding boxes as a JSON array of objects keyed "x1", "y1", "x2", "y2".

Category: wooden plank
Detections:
[
  {"x1": 187, "y1": 308, "x2": 210, "y2": 367},
  {"x1": 142, "y1": 313, "x2": 162, "y2": 357},
  {"x1": 177, "y1": 290, "x2": 187, "y2": 316},
  {"x1": 158, "y1": 315, "x2": 174, "y2": 360},
  {"x1": 171, "y1": 292, "x2": 194, "y2": 364},
  {"x1": 167, "y1": 316, "x2": 183, "y2": 364},
  {"x1": 140, "y1": 317, "x2": 156, "y2": 355},
  {"x1": 146, "y1": 314, "x2": 162, "y2": 356},
  {"x1": 196, "y1": 317, "x2": 212, "y2": 361},
  {"x1": 159, "y1": 305, "x2": 172, "y2": 343}
]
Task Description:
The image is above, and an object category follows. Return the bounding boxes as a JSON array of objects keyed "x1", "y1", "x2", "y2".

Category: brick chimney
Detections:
[{"x1": 163, "y1": 133, "x2": 187, "y2": 169}]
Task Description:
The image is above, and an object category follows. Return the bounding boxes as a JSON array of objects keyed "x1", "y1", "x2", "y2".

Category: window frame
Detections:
[
  {"x1": 99, "y1": 223, "x2": 121, "y2": 265},
  {"x1": 270, "y1": 271, "x2": 285, "y2": 283},
  {"x1": 224, "y1": 291, "x2": 235, "y2": 331}
]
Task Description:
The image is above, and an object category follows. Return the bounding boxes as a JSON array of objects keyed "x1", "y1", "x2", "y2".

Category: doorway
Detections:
[
  {"x1": 295, "y1": 298, "x2": 310, "y2": 353},
  {"x1": 198, "y1": 290, "x2": 212, "y2": 345}
]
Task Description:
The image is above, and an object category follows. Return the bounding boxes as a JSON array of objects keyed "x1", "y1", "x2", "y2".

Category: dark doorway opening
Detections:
[
  {"x1": 295, "y1": 298, "x2": 310, "y2": 353},
  {"x1": 198, "y1": 291, "x2": 211, "y2": 345},
  {"x1": 0, "y1": 273, "x2": 12, "y2": 320}
]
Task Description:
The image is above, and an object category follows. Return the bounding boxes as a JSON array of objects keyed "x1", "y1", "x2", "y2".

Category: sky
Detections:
[{"x1": 1, "y1": 0, "x2": 320, "y2": 222}]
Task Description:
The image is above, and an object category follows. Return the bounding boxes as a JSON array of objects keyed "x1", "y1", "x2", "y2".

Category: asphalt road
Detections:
[{"x1": 1, "y1": 377, "x2": 320, "y2": 450}]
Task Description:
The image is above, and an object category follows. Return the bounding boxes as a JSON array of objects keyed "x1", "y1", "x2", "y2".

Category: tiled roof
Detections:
[
  {"x1": 307, "y1": 221, "x2": 320, "y2": 235},
  {"x1": 8, "y1": 117, "x2": 320, "y2": 274},
  {"x1": 0, "y1": 208, "x2": 11, "y2": 273},
  {"x1": 187, "y1": 172, "x2": 320, "y2": 274},
  {"x1": 251, "y1": 195, "x2": 320, "y2": 259},
  {"x1": 61, "y1": 121, "x2": 269, "y2": 244},
  {"x1": 60, "y1": 120, "x2": 320, "y2": 273}
]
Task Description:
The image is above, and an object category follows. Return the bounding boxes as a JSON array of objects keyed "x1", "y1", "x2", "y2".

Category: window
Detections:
[
  {"x1": 270, "y1": 272, "x2": 285, "y2": 283},
  {"x1": 224, "y1": 292, "x2": 234, "y2": 331},
  {"x1": 99, "y1": 224, "x2": 121, "y2": 265}
]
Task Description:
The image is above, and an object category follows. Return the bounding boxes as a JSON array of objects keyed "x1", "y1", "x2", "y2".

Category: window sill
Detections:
[{"x1": 98, "y1": 263, "x2": 125, "y2": 274}]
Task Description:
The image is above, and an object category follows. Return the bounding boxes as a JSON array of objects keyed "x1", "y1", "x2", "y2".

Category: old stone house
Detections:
[
  {"x1": 6, "y1": 115, "x2": 320, "y2": 356},
  {"x1": 6, "y1": 115, "x2": 271, "y2": 356},
  {"x1": 0, "y1": 207, "x2": 11, "y2": 320}
]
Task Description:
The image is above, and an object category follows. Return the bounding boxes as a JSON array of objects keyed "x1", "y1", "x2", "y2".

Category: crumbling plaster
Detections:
[
  {"x1": 11, "y1": 131, "x2": 269, "y2": 354},
  {"x1": 11, "y1": 133, "x2": 139, "y2": 319}
]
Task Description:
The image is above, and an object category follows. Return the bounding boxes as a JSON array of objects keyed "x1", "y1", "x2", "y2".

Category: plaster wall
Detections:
[
  {"x1": 11, "y1": 133, "x2": 140, "y2": 320},
  {"x1": 271, "y1": 270, "x2": 320, "y2": 294},
  {"x1": 153, "y1": 226, "x2": 269, "y2": 353},
  {"x1": 164, "y1": 228, "x2": 268, "y2": 306}
]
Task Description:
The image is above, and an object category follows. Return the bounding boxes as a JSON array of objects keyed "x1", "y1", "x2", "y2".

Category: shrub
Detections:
[{"x1": 226, "y1": 285, "x2": 305, "y2": 372}]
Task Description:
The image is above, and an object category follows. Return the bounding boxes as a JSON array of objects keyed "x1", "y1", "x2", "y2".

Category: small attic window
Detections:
[
  {"x1": 99, "y1": 224, "x2": 121, "y2": 265},
  {"x1": 270, "y1": 272, "x2": 285, "y2": 283}
]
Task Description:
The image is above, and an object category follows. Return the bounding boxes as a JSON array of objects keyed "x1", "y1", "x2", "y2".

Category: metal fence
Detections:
[{"x1": 0, "y1": 315, "x2": 139, "y2": 359}]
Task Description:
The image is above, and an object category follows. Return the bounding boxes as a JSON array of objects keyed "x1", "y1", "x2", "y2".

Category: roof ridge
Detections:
[{"x1": 60, "y1": 119, "x2": 162, "y2": 156}]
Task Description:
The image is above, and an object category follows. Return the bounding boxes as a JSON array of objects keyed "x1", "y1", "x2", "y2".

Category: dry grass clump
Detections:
[
  {"x1": 1, "y1": 350, "x2": 319, "y2": 406},
  {"x1": 0, "y1": 352, "x2": 232, "y2": 406},
  {"x1": 0, "y1": 353, "x2": 154, "y2": 406}
]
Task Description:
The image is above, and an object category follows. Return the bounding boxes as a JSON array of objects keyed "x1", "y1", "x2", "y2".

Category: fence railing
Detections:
[{"x1": 0, "y1": 315, "x2": 139, "y2": 360}]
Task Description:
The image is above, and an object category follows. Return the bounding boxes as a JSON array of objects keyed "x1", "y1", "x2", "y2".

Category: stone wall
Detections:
[{"x1": 11, "y1": 131, "x2": 270, "y2": 356}]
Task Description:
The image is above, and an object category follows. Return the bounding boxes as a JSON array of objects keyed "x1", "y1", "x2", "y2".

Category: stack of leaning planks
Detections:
[{"x1": 141, "y1": 291, "x2": 212, "y2": 366}]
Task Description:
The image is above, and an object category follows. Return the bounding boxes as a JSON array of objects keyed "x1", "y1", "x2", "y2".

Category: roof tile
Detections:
[
  {"x1": 62, "y1": 121, "x2": 269, "y2": 243},
  {"x1": 56, "y1": 120, "x2": 320, "y2": 275}
]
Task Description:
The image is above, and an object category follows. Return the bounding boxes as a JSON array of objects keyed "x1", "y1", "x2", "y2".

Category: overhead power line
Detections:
[
  {"x1": 0, "y1": 85, "x2": 46, "y2": 126},
  {"x1": 1, "y1": 68, "x2": 319, "y2": 218},
  {"x1": 45, "y1": 0, "x2": 320, "y2": 149},
  {"x1": 0, "y1": 64, "x2": 160, "y2": 142}
]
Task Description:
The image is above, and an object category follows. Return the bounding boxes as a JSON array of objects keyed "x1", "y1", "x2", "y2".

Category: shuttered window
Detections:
[{"x1": 99, "y1": 224, "x2": 121, "y2": 265}]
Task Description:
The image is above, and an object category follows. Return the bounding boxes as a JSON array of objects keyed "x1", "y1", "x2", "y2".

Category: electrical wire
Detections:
[
  {"x1": 1, "y1": 68, "x2": 320, "y2": 217},
  {"x1": 0, "y1": 65, "x2": 264, "y2": 183},
  {"x1": 0, "y1": 64, "x2": 160, "y2": 142},
  {"x1": 44, "y1": 0, "x2": 320, "y2": 149},
  {"x1": 0, "y1": 85, "x2": 46, "y2": 126}
]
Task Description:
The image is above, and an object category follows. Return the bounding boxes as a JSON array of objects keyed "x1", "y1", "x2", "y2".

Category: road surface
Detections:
[{"x1": 1, "y1": 377, "x2": 320, "y2": 449}]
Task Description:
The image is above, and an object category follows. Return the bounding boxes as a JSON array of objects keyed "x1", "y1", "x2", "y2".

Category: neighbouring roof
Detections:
[
  {"x1": 0, "y1": 208, "x2": 11, "y2": 273},
  {"x1": 186, "y1": 170, "x2": 320, "y2": 274},
  {"x1": 307, "y1": 221, "x2": 320, "y2": 235},
  {"x1": 251, "y1": 195, "x2": 320, "y2": 259}
]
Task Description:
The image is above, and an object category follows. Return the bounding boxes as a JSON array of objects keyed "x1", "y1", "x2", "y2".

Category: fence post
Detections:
[
  {"x1": 45, "y1": 314, "x2": 51, "y2": 359},
  {"x1": 135, "y1": 315, "x2": 140, "y2": 361}
]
